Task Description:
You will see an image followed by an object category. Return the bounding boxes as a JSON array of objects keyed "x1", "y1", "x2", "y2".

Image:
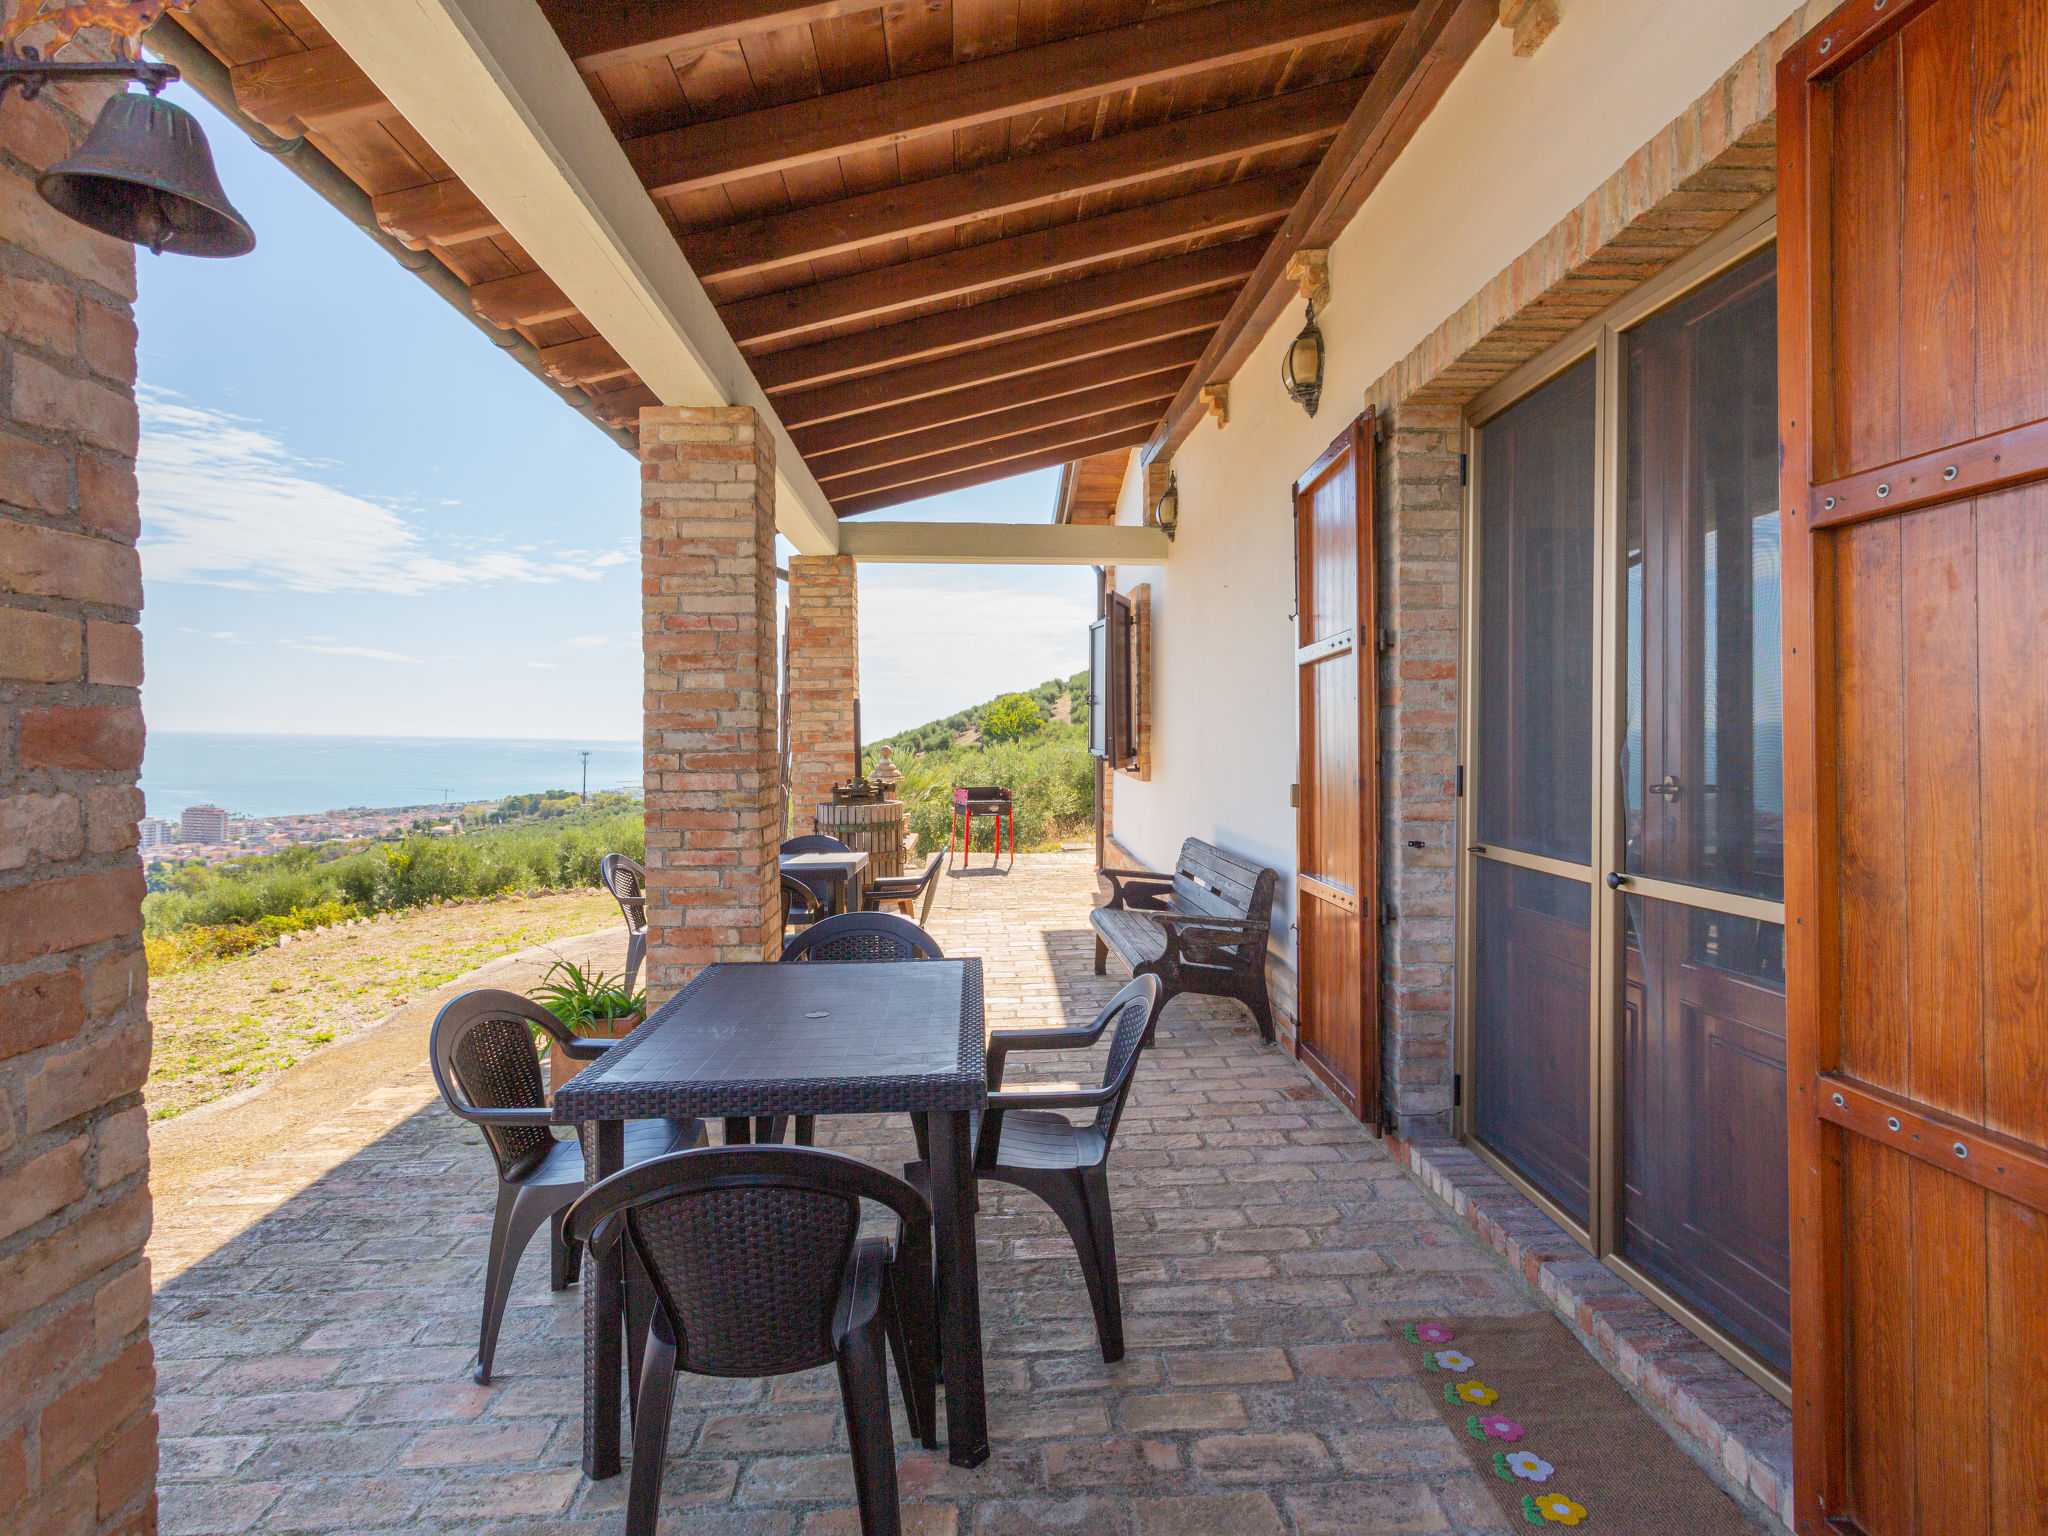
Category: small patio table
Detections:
[
  {"x1": 780, "y1": 848, "x2": 871, "y2": 914},
  {"x1": 552, "y1": 957, "x2": 990, "y2": 1477}
]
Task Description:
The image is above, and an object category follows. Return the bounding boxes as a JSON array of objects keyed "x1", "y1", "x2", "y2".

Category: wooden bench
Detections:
[{"x1": 1091, "y1": 839, "x2": 1278, "y2": 1043}]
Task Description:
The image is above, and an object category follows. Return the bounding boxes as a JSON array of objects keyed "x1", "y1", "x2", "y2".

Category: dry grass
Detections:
[{"x1": 146, "y1": 888, "x2": 617, "y2": 1120}]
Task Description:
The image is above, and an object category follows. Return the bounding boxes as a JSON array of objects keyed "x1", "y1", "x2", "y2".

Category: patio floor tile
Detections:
[{"x1": 145, "y1": 849, "x2": 1733, "y2": 1533}]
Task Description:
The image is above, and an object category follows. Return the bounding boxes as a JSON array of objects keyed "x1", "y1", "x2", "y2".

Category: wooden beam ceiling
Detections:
[
  {"x1": 750, "y1": 241, "x2": 1264, "y2": 394},
  {"x1": 678, "y1": 79, "x2": 1365, "y2": 283},
  {"x1": 724, "y1": 172, "x2": 1307, "y2": 346},
  {"x1": 540, "y1": 0, "x2": 875, "y2": 73},
  {"x1": 788, "y1": 336, "x2": 1210, "y2": 458},
  {"x1": 625, "y1": 0, "x2": 1408, "y2": 197},
  {"x1": 818, "y1": 402, "x2": 1169, "y2": 502},
  {"x1": 831, "y1": 425, "x2": 1160, "y2": 518}
]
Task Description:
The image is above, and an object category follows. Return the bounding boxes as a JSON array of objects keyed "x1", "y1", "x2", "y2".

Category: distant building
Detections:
[
  {"x1": 137, "y1": 817, "x2": 171, "y2": 851},
  {"x1": 179, "y1": 804, "x2": 230, "y2": 845}
]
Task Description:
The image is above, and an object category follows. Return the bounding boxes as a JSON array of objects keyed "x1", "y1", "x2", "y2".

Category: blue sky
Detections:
[{"x1": 135, "y1": 86, "x2": 1095, "y2": 745}]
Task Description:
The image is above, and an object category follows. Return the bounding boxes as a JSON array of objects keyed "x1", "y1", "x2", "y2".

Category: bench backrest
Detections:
[{"x1": 1170, "y1": 839, "x2": 1277, "y2": 926}]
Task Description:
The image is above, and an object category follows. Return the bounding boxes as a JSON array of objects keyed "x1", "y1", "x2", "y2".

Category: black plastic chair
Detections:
[
  {"x1": 866, "y1": 850, "x2": 945, "y2": 930},
  {"x1": 780, "y1": 910, "x2": 945, "y2": 964},
  {"x1": 782, "y1": 833, "x2": 857, "y2": 913},
  {"x1": 600, "y1": 853, "x2": 649, "y2": 996},
  {"x1": 782, "y1": 872, "x2": 825, "y2": 931},
  {"x1": 428, "y1": 989, "x2": 702, "y2": 1384},
  {"x1": 564, "y1": 1146, "x2": 938, "y2": 1536},
  {"x1": 924, "y1": 973, "x2": 1160, "y2": 1362}
]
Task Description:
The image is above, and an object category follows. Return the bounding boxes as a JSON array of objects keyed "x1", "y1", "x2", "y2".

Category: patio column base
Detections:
[{"x1": 640, "y1": 405, "x2": 781, "y2": 1001}]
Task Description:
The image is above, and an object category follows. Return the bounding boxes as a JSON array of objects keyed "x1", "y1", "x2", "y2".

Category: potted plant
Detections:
[{"x1": 529, "y1": 960, "x2": 645, "y2": 1095}]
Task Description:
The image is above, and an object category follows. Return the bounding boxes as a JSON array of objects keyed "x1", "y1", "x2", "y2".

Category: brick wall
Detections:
[
  {"x1": 0, "y1": 77, "x2": 157, "y2": 1536},
  {"x1": 640, "y1": 406, "x2": 781, "y2": 998},
  {"x1": 784, "y1": 553, "x2": 857, "y2": 829}
]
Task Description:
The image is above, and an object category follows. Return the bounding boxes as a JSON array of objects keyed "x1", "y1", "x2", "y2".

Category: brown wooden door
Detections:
[
  {"x1": 1780, "y1": 1, "x2": 2048, "y2": 1529},
  {"x1": 1293, "y1": 415, "x2": 1380, "y2": 1123}
]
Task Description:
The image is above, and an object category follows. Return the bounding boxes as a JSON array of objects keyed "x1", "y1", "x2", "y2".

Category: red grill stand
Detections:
[{"x1": 950, "y1": 785, "x2": 1014, "y2": 871}]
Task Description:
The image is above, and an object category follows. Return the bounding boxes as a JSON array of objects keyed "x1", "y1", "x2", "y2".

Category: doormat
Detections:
[{"x1": 1387, "y1": 1315, "x2": 1762, "y2": 1532}]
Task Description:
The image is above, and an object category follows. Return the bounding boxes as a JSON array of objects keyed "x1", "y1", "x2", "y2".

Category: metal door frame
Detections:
[{"x1": 1455, "y1": 198, "x2": 1791, "y2": 1400}]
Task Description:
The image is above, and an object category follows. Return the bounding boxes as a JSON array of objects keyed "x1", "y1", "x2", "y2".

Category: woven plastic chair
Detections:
[
  {"x1": 781, "y1": 872, "x2": 825, "y2": 931},
  {"x1": 917, "y1": 974, "x2": 1160, "y2": 1362},
  {"x1": 428, "y1": 989, "x2": 702, "y2": 1384},
  {"x1": 600, "y1": 853, "x2": 648, "y2": 996},
  {"x1": 865, "y1": 850, "x2": 945, "y2": 930},
  {"x1": 781, "y1": 833, "x2": 856, "y2": 912},
  {"x1": 565, "y1": 1146, "x2": 938, "y2": 1536},
  {"x1": 780, "y1": 911, "x2": 945, "y2": 964}
]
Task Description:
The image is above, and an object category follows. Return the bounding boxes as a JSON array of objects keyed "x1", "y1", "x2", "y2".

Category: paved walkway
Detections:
[{"x1": 151, "y1": 852, "x2": 1537, "y2": 1535}]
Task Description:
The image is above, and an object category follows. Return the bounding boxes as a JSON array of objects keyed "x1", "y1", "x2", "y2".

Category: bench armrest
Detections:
[
  {"x1": 1099, "y1": 867, "x2": 1173, "y2": 909},
  {"x1": 1151, "y1": 914, "x2": 1269, "y2": 934},
  {"x1": 1152, "y1": 913, "x2": 1271, "y2": 971}
]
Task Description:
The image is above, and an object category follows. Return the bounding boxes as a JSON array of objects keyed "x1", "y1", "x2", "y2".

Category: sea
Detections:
[{"x1": 139, "y1": 732, "x2": 643, "y2": 820}]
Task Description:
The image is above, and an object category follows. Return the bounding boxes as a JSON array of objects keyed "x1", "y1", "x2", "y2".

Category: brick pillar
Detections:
[
  {"x1": 784, "y1": 554, "x2": 858, "y2": 829},
  {"x1": 1376, "y1": 404, "x2": 1462, "y2": 1137},
  {"x1": 0, "y1": 76, "x2": 157, "y2": 1536},
  {"x1": 640, "y1": 406, "x2": 781, "y2": 999}
]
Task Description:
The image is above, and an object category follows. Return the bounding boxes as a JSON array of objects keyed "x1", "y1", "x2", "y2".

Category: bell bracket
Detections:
[{"x1": 0, "y1": 45, "x2": 177, "y2": 103}]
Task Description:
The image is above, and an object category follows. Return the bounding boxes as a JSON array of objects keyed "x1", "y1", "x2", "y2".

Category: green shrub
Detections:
[
  {"x1": 890, "y1": 729, "x2": 1096, "y2": 855},
  {"x1": 978, "y1": 693, "x2": 1044, "y2": 744}
]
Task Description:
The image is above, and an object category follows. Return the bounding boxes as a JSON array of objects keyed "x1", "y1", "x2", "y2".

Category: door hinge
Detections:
[
  {"x1": 1453, "y1": 1072, "x2": 1463, "y2": 1108},
  {"x1": 1456, "y1": 764, "x2": 1465, "y2": 797},
  {"x1": 1459, "y1": 452, "x2": 1469, "y2": 486},
  {"x1": 1289, "y1": 783, "x2": 1300, "y2": 808}
]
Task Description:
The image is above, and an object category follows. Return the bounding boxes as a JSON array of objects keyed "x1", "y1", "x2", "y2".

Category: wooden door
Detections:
[
  {"x1": 1780, "y1": 1, "x2": 2048, "y2": 1529},
  {"x1": 1293, "y1": 415, "x2": 1380, "y2": 1123}
]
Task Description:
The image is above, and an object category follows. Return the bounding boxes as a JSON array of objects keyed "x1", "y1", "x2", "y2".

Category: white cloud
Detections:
[
  {"x1": 138, "y1": 390, "x2": 630, "y2": 594},
  {"x1": 280, "y1": 638, "x2": 421, "y2": 663},
  {"x1": 564, "y1": 635, "x2": 613, "y2": 648},
  {"x1": 180, "y1": 628, "x2": 250, "y2": 644},
  {"x1": 528, "y1": 661, "x2": 558, "y2": 669}
]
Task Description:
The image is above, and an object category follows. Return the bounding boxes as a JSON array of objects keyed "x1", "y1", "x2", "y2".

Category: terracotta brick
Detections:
[
  {"x1": 23, "y1": 1014, "x2": 151, "y2": 1134},
  {"x1": 18, "y1": 705, "x2": 145, "y2": 770},
  {"x1": 0, "y1": 91, "x2": 70, "y2": 170},
  {"x1": 0, "y1": 1302, "x2": 92, "y2": 1414},
  {"x1": 9, "y1": 355, "x2": 138, "y2": 457},
  {"x1": 79, "y1": 302, "x2": 137, "y2": 387},
  {"x1": 0, "y1": 967, "x2": 85, "y2": 1059},
  {"x1": 0, "y1": 791, "x2": 83, "y2": 870},
  {"x1": 83, "y1": 619, "x2": 140, "y2": 686},
  {"x1": 94, "y1": 1409, "x2": 154, "y2": 1519},
  {"x1": 0, "y1": 1134, "x2": 87, "y2": 1239},
  {"x1": 82, "y1": 947, "x2": 143, "y2": 1020},
  {"x1": 0, "y1": 1422, "x2": 24, "y2": 1517},
  {"x1": 81, "y1": 782, "x2": 143, "y2": 854},
  {"x1": 39, "y1": 1337, "x2": 153, "y2": 1479},
  {"x1": 92, "y1": 1258, "x2": 150, "y2": 1352},
  {"x1": 0, "y1": 167, "x2": 135, "y2": 299},
  {"x1": 0, "y1": 866, "x2": 139, "y2": 962},
  {"x1": 0, "y1": 606, "x2": 80, "y2": 682},
  {"x1": 0, "y1": 434, "x2": 68, "y2": 518},
  {"x1": 0, "y1": 275, "x2": 77, "y2": 355},
  {"x1": 92, "y1": 1104, "x2": 147, "y2": 1189},
  {"x1": 75, "y1": 455, "x2": 136, "y2": 541},
  {"x1": 0, "y1": 520, "x2": 140, "y2": 608}
]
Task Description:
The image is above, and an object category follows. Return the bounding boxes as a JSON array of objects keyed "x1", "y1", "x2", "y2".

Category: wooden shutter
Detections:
[{"x1": 1779, "y1": 2, "x2": 2048, "y2": 1530}]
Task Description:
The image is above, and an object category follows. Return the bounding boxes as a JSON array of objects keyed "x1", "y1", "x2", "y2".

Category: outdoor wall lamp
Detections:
[
  {"x1": 1, "y1": 1, "x2": 254, "y2": 256},
  {"x1": 1153, "y1": 471, "x2": 1179, "y2": 540},
  {"x1": 1282, "y1": 300, "x2": 1326, "y2": 418}
]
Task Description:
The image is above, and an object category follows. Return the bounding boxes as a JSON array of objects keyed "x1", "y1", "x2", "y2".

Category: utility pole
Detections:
[{"x1": 580, "y1": 751, "x2": 591, "y2": 803}]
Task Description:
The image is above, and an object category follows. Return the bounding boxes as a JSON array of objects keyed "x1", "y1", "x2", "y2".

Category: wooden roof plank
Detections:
[
  {"x1": 624, "y1": 0, "x2": 1408, "y2": 197},
  {"x1": 722, "y1": 168, "x2": 1306, "y2": 344},
  {"x1": 229, "y1": 44, "x2": 385, "y2": 134},
  {"x1": 468, "y1": 269, "x2": 580, "y2": 328},
  {"x1": 370, "y1": 179, "x2": 502, "y2": 248},
  {"x1": 751, "y1": 237, "x2": 1263, "y2": 392},
  {"x1": 543, "y1": 0, "x2": 884, "y2": 73},
  {"x1": 535, "y1": 335, "x2": 635, "y2": 385},
  {"x1": 679, "y1": 77, "x2": 1362, "y2": 280},
  {"x1": 831, "y1": 422, "x2": 1158, "y2": 516},
  {"x1": 819, "y1": 400, "x2": 1167, "y2": 499},
  {"x1": 777, "y1": 290, "x2": 1229, "y2": 427}
]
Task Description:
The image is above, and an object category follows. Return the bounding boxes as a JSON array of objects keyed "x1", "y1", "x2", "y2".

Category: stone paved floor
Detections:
[{"x1": 150, "y1": 851, "x2": 1545, "y2": 1535}]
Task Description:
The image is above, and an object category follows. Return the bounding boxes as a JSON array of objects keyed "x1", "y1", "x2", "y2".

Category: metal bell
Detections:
[{"x1": 39, "y1": 91, "x2": 254, "y2": 257}]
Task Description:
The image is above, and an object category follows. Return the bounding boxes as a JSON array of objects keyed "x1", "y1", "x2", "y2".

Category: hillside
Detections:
[{"x1": 874, "y1": 670, "x2": 1090, "y2": 756}]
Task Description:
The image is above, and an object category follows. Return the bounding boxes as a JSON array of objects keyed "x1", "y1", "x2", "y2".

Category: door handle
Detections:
[
  {"x1": 1607, "y1": 872, "x2": 1629, "y2": 889},
  {"x1": 1648, "y1": 774, "x2": 1682, "y2": 799}
]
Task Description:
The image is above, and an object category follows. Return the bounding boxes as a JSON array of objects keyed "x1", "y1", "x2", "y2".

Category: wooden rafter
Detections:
[
  {"x1": 805, "y1": 372, "x2": 1186, "y2": 483},
  {"x1": 777, "y1": 292, "x2": 1231, "y2": 429},
  {"x1": 751, "y1": 241, "x2": 1264, "y2": 395},
  {"x1": 832, "y1": 425, "x2": 1159, "y2": 517},
  {"x1": 537, "y1": 335, "x2": 633, "y2": 386},
  {"x1": 371, "y1": 180, "x2": 501, "y2": 248},
  {"x1": 724, "y1": 171, "x2": 1308, "y2": 346},
  {"x1": 468, "y1": 269, "x2": 579, "y2": 329},
  {"x1": 820, "y1": 404, "x2": 1167, "y2": 500},
  {"x1": 540, "y1": 0, "x2": 876, "y2": 72},
  {"x1": 679, "y1": 80, "x2": 1366, "y2": 283},
  {"x1": 625, "y1": 0, "x2": 1408, "y2": 198},
  {"x1": 789, "y1": 335, "x2": 1210, "y2": 458},
  {"x1": 1146, "y1": 0, "x2": 1495, "y2": 461},
  {"x1": 229, "y1": 45, "x2": 384, "y2": 134}
]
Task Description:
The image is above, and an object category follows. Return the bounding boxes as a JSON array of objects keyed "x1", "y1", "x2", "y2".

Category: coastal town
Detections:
[{"x1": 138, "y1": 800, "x2": 469, "y2": 866}]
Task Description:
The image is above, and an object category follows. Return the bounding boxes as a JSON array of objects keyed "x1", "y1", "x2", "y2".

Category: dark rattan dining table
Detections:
[
  {"x1": 780, "y1": 848, "x2": 871, "y2": 913},
  {"x1": 552, "y1": 957, "x2": 990, "y2": 1476}
]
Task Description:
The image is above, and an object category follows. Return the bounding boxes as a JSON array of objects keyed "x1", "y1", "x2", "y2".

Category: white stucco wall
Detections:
[{"x1": 1107, "y1": 0, "x2": 1803, "y2": 965}]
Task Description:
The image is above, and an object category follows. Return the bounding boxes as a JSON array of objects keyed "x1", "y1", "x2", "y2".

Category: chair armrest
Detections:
[
  {"x1": 444, "y1": 1102, "x2": 556, "y2": 1128},
  {"x1": 986, "y1": 1020, "x2": 1112, "y2": 1087},
  {"x1": 555, "y1": 1036, "x2": 618, "y2": 1061},
  {"x1": 1099, "y1": 867, "x2": 1173, "y2": 909},
  {"x1": 987, "y1": 1082, "x2": 1119, "y2": 1111}
]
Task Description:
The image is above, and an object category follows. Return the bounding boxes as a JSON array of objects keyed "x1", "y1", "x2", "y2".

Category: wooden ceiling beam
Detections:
[
  {"x1": 790, "y1": 334, "x2": 1209, "y2": 457},
  {"x1": 1148, "y1": 0, "x2": 1496, "y2": 461},
  {"x1": 804, "y1": 371, "x2": 1186, "y2": 483},
  {"x1": 680, "y1": 79, "x2": 1365, "y2": 282},
  {"x1": 626, "y1": 0, "x2": 1409, "y2": 198},
  {"x1": 536, "y1": 335, "x2": 635, "y2": 385},
  {"x1": 752, "y1": 240, "x2": 1264, "y2": 394},
  {"x1": 230, "y1": 45, "x2": 387, "y2": 134},
  {"x1": 371, "y1": 180, "x2": 503, "y2": 248},
  {"x1": 468, "y1": 269, "x2": 581, "y2": 329},
  {"x1": 831, "y1": 425, "x2": 1159, "y2": 518},
  {"x1": 778, "y1": 291, "x2": 1230, "y2": 429},
  {"x1": 724, "y1": 170, "x2": 1306, "y2": 346},
  {"x1": 820, "y1": 404, "x2": 1167, "y2": 501},
  {"x1": 541, "y1": 0, "x2": 876, "y2": 73}
]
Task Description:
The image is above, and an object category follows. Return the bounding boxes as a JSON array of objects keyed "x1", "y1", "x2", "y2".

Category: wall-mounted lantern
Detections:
[
  {"x1": 1, "y1": 4, "x2": 255, "y2": 256},
  {"x1": 1153, "y1": 471, "x2": 1179, "y2": 540},
  {"x1": 1282, "y1": 302, "x2": 1325, "y2": 418}
]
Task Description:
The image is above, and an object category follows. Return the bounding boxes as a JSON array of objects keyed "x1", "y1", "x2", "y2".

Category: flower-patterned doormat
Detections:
[{"x1": 1389, "y1": 1315, "x2": 1764, "y2": 1532}]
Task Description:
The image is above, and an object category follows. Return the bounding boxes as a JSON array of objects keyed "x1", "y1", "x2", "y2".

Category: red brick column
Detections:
[
  {"x1": 640, "y1": 406, "x2": 781, "y2": 999},
  {"x1": 784, "y1": 553, "x2": 857, "y2": 830},
  {"x1": 0, "y1": 79, "x2": 157, "y2": 1536}
]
